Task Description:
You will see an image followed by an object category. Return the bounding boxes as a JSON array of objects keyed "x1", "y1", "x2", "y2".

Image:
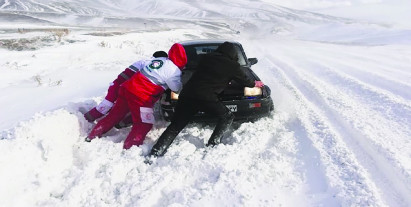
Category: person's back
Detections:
[
  {"x1": 122, "y1": 56, "x2": 182, "y2": 105},
  {"x1": 181, "y1": 42, "x2": 254, "y2": 101}
]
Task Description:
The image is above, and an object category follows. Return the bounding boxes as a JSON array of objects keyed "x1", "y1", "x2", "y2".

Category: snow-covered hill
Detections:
[
  {"x1": 1, "y1": 1, "x2": 410, "y2": 207},
  {"x1": 0, "y1": 0, "x2": 123, "y2": 15},
  {"x1": 0, "y1": 0, "x2": 354, "y2": 32}
]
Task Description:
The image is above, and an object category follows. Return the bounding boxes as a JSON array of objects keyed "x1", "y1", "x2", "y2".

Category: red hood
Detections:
[{"x1": 168, "y1": 43, "x2": 187, "y2": 70}]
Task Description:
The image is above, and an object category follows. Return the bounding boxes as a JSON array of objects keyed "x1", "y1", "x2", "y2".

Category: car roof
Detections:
[{"x1": 179, "y1": 39, "x2": 242, "y2": 46}]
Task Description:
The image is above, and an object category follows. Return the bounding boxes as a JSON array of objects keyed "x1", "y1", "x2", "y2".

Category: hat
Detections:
[
  {"x1": 152, "y1": 51, "x2": 168, "y2": 58},
  {"x1": 216, "y1": 41, "x2": 238, "y2": 61},
  {"x1": 168, "y1": 43, "x2": 187, "y2": 70}
]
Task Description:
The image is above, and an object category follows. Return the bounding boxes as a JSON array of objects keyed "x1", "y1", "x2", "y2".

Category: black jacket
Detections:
[{"x1": 180, "y1": 42, "x2": 255, "y2": 102}]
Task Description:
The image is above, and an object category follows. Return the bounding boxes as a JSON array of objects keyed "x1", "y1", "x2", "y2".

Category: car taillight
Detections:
[
  {"x1": 244, "y1": 87, "x2": 262, "y2": 96},
  {"x1": 249, "y1": 102, "x2": 262, "y2": 108},
  {"x1": 171, "y1": 91, "x2": 179, "y2": 100}
]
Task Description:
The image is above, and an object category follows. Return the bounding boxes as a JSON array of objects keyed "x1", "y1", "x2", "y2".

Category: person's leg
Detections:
[
  {"x1": 123, "y1": 104, "x2": 153, "y2": 149},
  {"x1": 115, "y1": 112, "x2": 133, "y2": 129},
  {"x1": 149, "y1": 98, "x2": 198, "y2": 157},
  {"x1": 123, "y1": 121, "x2": 152, "y2": 149},
  {"x1": 120, "y1": 89, "x2": 156, "y2": 149},
  {"x1": 200, "y1": 101, "x2": 235, "y2": 146},
  {"x1": 87, "y1": 95, "x2": 129, "y2": 140}
]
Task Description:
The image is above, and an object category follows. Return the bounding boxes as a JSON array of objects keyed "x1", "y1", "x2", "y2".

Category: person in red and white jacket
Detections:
[
  {"x1": 86, "y1": 43, "x2": 187, "y2": 150},
  {"x1": 84, "y1": 51, "x2": 168, "y2": 123}
]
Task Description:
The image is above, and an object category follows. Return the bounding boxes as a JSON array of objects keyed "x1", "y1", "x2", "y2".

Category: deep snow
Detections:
[{"x1": 1, "y1": 0, "x2": 410, "y2": 207}]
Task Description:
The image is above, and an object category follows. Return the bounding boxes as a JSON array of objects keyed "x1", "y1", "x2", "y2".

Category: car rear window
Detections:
[{"x1": 184, "y1": 44, "x2": 247, "y2": 68}]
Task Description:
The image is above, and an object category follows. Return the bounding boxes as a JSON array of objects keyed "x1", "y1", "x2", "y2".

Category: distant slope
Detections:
[
  {"x1": 0, "y1": 0, "x2": 125, "y2": 15},
  {"x1": 0, "y1": 0, "x2": 351, "y2": 31}
]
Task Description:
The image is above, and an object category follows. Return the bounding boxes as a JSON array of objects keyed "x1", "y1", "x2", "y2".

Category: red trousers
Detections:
[{"x1": 88, "y1": 87, "x2": 154, "y2": 149}]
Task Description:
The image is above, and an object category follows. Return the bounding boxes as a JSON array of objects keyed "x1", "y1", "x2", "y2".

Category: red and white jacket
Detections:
[
  {"x1": 93, "y1": 43, "x2": 187, "y2": 115},
  {"x1": 121, "y1": 57, "x2": 183, "y2": 105}
]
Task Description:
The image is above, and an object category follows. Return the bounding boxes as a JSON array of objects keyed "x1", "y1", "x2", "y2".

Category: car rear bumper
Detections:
[{"x1": 161, "y1": 96, "x2": 274, "y2": 122}]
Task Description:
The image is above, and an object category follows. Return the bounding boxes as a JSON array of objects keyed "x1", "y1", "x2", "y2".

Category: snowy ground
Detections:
[{"x1": 1, "y1": 0, "x2": 410, "y2": 207}]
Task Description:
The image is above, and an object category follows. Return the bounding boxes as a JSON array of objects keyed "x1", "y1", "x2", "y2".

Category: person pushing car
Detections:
[
  {"x1": 83, "y1": 50, "x2": 168, "y2": 125},
  {"x1": 149, "y1": 41, "x2": 264, "y2": 157},
  {"x1": 86, "y1": 43, "x2": 187, "y2": 150}
]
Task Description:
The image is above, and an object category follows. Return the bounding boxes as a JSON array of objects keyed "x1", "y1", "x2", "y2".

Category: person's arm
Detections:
[
  {"x1": 163, "y1": 66, "x2": 183, "y2": 93},
  {"x1": 165, "y1": 75, "x2": 183, "y2": 93},
  {"x1": 232, "y1": 65, "x2": 255, "y2": 88},
  {"x1": 254, "y1": 80, "x2": 264, "y2": 87}
]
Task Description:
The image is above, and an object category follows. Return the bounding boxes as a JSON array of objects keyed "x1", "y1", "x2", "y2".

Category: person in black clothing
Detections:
[{"x1": 149, "y1": 42, "x2": 264, "y2": 157}]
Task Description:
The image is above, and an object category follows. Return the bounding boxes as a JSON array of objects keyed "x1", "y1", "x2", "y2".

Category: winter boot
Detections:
[
  {"x1": 149, "y1": 127, "x2": 180, "y2": 157},
  {"x1": 206, "y1": 111, "x2": 234, "y2": 147}
]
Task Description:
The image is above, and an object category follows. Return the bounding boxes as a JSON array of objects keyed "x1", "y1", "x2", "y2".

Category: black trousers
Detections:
[{"x1": 150, "y1": 97, "x2": 234, "y2": 157}]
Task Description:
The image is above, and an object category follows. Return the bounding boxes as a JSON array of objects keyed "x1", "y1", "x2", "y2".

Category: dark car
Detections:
[{"x1": 160, "y1": 40, "x2": 274, "y2": 122}]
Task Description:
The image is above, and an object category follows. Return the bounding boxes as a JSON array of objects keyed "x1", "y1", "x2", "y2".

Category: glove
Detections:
[
  {"x1": 254, "y1": 81, "x2": 264, "y2": 88},
  {"x1": 95, "y1": 99, "x2": 114, "y2": 114},
  {"x1": 84, "y1": 107, "x2": 104, "y2": 122}
]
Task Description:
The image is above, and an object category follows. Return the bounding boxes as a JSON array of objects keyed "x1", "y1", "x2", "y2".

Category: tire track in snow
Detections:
[
  {"x1": 274, "y1": 44, "x2": 411, "y2": 175},
  {"x1": 253, "y1": 57, "x2": 343, "y2": 206},
  {"x1": 261, "y1": 58, "x2": 384, "y2": 206},
  {"x1": 288, "y1": 118, "x2": 341, "y2": 206},
  {"x1": 271, "y1": 49, "x2": 411, "y2": 173},
  {"x1": 263, "y1": 41, "x2": 411, "y2": 179},
  {"x1": 317, "y1": 45, "x2": 411, "y2": 79},
  {"x1": 294, "y1": 60, "x2": 411, "y2": 173},
  {"x1": 284, "y1": 44, "x2": 411, "y2": 100},
  {"x1": 268, "y1": 55, "x2": 410, "y2": 207}
]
